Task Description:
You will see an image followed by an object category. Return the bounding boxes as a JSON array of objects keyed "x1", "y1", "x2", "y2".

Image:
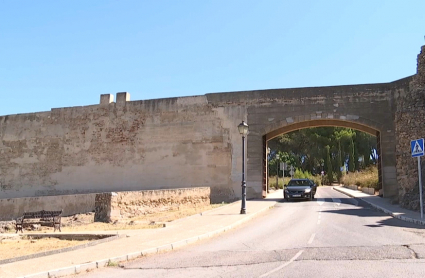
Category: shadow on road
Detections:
[{"x1": 320, "y1": 202, "x2": 425, "y2": 229}]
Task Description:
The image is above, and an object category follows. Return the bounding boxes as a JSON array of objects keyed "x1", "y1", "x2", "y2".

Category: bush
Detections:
[
  {"x1": 342, "y1": 166, "x2": 379, "y2": 190},
  {"x1": 311, "y1": 175, "x2": 323, "y2": 186},
  {"x1": 294, "y1": 169, "x2": 322, "y2": 186},
  {"x1": 269, "y1": 176, "x2": 291, "y2": 189},
  {"x1": 269, "y1": 169, "x2": 324, "y2": 189}
]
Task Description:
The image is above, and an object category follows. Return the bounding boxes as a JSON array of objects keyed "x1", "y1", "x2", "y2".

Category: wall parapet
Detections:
[{"x1": 94, "y1": 187, "x2": 211, "y2": 223}]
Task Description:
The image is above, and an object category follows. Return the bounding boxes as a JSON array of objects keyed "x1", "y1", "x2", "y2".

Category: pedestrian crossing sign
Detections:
[{"x1": 411, "y1": 138, "x2": 424, "y2": 157}]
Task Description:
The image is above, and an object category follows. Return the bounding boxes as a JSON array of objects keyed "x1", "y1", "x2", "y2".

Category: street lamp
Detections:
[
  {"x1": 276, "y1": 154, "x2": 280, "y2": 189},
  {"x1": 238, "y1": 121, "x2": 249, "y2": 214},
  {"x1": 267, "y1": 147, "x2": 271, "y2": 193}
]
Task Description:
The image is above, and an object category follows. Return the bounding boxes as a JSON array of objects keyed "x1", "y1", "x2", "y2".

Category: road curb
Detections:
[
  {"x1": 333, "y1": 186, "x2": 425, "y2": 226},
  {"x1": 19, "y1": 201, "x2": 277, "y2": 278}
]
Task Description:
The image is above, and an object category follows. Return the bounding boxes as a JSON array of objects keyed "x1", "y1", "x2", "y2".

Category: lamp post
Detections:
[
  {"x1": 238, "y1": 121, "x2": 249, "y2": 214},
  {"x1": 267, "y1": 147, "x2": 271, "y2": 193},
  {"x1": 276, "y1": 154, "x2": 280, "y2": 189}
]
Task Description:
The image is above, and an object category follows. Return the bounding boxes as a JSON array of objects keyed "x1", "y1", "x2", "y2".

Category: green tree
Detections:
[
  {"x1": 349, "y1": 138, "x2": 355, "y2": 172},
  {"x1": 325, "y1": 145, "x2": 333, "y2": 185},
  {"x1": 354, "y1": 135, "x2": 360, "y2": 171},
  {"x1": 336, "y1": 141, "x2": 343, "y2": 183},
  {"x1": 269, "y1": 126, "x2": 377, "y2": 176}
]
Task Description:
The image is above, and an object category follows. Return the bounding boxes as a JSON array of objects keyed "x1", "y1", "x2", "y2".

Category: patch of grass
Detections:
[
  {"x1": 107, "y1": 260, "x2": 119, "y2": 267},
  {"x1": 342, "y1": 166, "x2": 379, "y2": 190}
]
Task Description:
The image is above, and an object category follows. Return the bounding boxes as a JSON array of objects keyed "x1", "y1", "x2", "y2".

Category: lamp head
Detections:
[{"x1": 238, "y1": 121, "x2": 249, "y2": 136}]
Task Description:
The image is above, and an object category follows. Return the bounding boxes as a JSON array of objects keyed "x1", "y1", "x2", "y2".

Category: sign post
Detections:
[{"x1": 411, "y1": 138, "x2": 424, "y2": 219}]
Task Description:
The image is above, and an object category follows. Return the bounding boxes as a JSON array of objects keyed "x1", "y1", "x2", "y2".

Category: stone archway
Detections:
[
  {"x1": 245, "y1": 101, "x2": 397, "y2": 201},
  {"x1": 261, "y1": 119, "x2": 382, "y2": 197}
]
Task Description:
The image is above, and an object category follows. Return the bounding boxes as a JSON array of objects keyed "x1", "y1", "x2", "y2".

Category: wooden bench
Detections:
[{"x1": 15, "y1": 210, "x2": 63, "y2": 233}]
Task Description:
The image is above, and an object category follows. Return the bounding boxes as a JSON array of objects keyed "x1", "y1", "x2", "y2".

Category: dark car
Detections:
[{"x1": 283, "y1": 178, "x2": 317, "y2": 201}]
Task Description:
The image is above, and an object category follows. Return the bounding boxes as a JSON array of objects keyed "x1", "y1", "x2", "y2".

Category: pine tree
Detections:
[
  {"x1": 349, "y1": 138, "x2": 355, "y2": 172},
  {"x1": 336, "y1": 141, "x2": 343, "y2": 183},
  {"x1": 325, "y1": 146, "x2": 333, "y2": 185}
]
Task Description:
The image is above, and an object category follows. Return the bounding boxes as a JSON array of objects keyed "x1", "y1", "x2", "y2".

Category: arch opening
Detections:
[{"x1": 261, "y1": 119, "x2": 382, "y2": 198}]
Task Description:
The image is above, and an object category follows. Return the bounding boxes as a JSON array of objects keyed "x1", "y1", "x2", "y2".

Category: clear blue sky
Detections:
[{"x1": 1, "y1": 1, "x2": 424, "y2": 116}]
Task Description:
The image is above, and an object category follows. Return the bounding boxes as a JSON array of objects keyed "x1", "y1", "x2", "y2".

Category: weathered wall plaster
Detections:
[{"x1": 0, "y1": 193, "x2": 96, "y2": 221}]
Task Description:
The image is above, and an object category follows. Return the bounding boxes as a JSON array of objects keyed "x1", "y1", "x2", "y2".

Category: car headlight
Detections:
[{"x1": 304, "y1": 189, "x2": 311, "y2": 193}]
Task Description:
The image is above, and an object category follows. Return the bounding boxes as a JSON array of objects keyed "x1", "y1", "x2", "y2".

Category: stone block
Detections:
[
  {"x1": 100, "y1": 94, "x2": 114, "y2": 105},
  {"x1": 47, "y1": 266, "x2": 76, "y2": 277},
  {"x1": 116, "y1": 92, "x2": 130, "y2": 104}
]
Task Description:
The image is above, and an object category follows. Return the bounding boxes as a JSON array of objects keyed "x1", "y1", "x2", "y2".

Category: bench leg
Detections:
[{"x1": 15, "y1": 224, "x2": 23, "y2": 233}]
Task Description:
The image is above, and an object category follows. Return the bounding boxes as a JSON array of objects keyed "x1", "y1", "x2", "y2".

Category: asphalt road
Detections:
[{"x1": 76, "y1": 187, "x2": 425, "y2": 278}]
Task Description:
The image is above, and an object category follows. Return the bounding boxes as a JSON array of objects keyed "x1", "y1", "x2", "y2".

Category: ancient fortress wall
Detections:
[
  {"x1": 0, "y1": 93, "x2": 245, "y2": 203},
  {"x1": 396, "y1": 45, "x2": 425, "y2": 210},
  {"x1": 1, "y1": 45, "x2": 425, "y2": 210}
]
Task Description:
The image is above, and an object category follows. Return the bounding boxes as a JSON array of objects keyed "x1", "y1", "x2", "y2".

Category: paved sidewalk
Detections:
[
  {"x1": 333, "y1": 186, "x2": 425, "y2": 226},
  {"x1": 0, "y1": 191, "x2": 283, "y2": 278}
]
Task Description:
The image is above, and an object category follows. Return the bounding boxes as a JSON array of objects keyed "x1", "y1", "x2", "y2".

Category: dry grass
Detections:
[
  {"x1": 0, "y1": 237, "x2": 90, "y2": 260},
  {"x1": 342, "y1": 166, "x2": 379, "y2": 190},
  {"x1": 268, "y1": 177, "x2": 291, "y2": 189}
]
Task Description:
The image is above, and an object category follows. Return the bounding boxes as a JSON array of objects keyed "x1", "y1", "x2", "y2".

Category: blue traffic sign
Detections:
[{"x1": 411, "y1": 138, "x2": 424, "y2": 157}]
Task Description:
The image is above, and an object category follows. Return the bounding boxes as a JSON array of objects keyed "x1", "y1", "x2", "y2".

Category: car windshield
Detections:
[{"x1": 287, "y1": 180, "x2": 311, "y2": 187}]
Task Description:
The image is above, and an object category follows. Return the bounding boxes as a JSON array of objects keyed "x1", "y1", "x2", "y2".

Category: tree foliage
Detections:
[{"x1": 268, "y1": 127, "x2": 377, "y2": 184}]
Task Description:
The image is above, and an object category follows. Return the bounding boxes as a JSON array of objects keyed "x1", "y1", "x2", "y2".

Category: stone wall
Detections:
[
  {"x1": 94, "y1": 187, "x2": 211, "y2": 223},
  {"x1": 396, "y1": 45, "x2": 425, "y2": 210},
  {"x1": 0, "y1": 94, "x2": 241, "y2": 203},
  {"x1": 0, "y1": 193, "x2": 96, "y2": 221}
]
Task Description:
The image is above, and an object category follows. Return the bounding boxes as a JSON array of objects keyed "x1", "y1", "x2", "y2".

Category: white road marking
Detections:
[
  {"x1": 316, "y1": 198, "x2": 325, "y2": 206},
  {"x1": 318, "y1": 214, "x2": 321, "y2": 220},
  {"x1": 317, "y1": 220, "x2": 321, "y2": 225},
  {"x1": 259, "y1": 250, "x2": 304, "y2": 277},
  {"x1": 332, "y1": 198, "x2": 341, "y2": 207},
  {"x1": 308, "y1": 233, "x2": 316, "y2": 244}
]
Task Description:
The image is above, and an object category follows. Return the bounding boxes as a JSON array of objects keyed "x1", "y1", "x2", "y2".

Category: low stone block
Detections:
[
  {"x1": 47, "y1": 266, "x2": 76, "y2": 277},
  {"x1": 127, "y1": 251, "x2": 142, "y2": 260}
]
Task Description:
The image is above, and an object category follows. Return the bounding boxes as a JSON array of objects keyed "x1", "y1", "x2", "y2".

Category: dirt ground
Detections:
[
  {"x1": 0, "y1": 237, "x2": 91, "y2": 261},
  {"x1": 0, "y1": 204, "x2": 222, "y2": 261}
]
